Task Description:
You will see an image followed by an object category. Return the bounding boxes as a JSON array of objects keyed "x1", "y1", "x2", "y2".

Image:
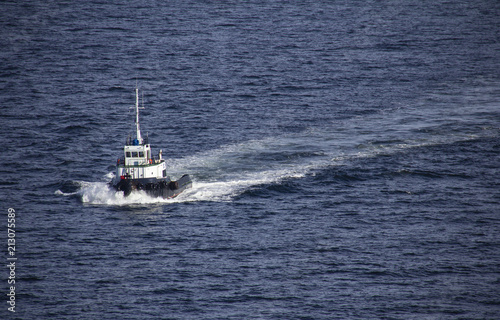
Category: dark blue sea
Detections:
[{"x1": 1, "y1": 1, "x2": 500, "y2": 319}]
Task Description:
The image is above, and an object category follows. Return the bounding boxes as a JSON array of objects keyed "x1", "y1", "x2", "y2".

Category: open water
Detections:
[{"x1": 1, "y1": 1, "x2": 500, "y2": 319}]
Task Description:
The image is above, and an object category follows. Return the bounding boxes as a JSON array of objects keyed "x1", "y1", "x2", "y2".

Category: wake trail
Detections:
[{"x1": 54, "y1": 127, "x2": 487, "y2": 206}]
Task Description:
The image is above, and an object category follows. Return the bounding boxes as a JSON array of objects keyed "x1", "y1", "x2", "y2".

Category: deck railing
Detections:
[
  {"x1": 126, "y1": 136, "x2": 149, "y2": 146},
  {"x1": 116, "y1": 156, "x2": 163, "y2": 167}
]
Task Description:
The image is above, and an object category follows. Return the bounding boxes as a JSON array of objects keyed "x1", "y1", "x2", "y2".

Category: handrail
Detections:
[{"x1": 126, "y1": 136, "x2": 149, "y2": 146}]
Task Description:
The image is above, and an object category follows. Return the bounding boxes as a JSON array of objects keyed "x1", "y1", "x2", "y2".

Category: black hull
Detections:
[{"x1": 114, "y1": 174, "x2": 192, "y2": 199}]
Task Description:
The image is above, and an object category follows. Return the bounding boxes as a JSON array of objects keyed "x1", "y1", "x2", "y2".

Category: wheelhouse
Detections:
[{"x1": 123, "y1": 138, "x2": 151, "y2": 166}]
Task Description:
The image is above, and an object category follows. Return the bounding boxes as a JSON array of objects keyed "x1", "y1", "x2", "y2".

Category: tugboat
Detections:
[{"x1": 113, "y1": 87, "x2": 192, "y2": 198}]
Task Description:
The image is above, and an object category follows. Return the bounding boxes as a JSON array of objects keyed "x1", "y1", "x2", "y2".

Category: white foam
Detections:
[{"x1": 169, "y1": 165, "x2": 308, "y2": 204}]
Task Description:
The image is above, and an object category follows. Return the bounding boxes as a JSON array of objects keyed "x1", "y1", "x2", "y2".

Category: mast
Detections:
[{"x1": 134, "y1": 87, "x2": 143, "y2": 144}]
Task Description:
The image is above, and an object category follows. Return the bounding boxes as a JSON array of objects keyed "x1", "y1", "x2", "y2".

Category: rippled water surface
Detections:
[{"x1": 1, "y1": 1, "x2": 500, "y2": 319}]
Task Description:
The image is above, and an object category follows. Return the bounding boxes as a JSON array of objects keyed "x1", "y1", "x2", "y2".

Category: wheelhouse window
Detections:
[
  {"x1": 139, "y1": 151, "x2": 144, "y2": 158},
  {"x1": 126, "y1": 152, "x2": 131, "y2": 157},
  {"x1": 132, "y1": 152, "x2": 139, "y2": 158}
]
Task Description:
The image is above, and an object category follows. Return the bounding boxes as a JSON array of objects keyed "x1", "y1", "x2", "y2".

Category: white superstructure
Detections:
[{"x1": 114, "y1": 88, "x2": 167, "y2": 183}]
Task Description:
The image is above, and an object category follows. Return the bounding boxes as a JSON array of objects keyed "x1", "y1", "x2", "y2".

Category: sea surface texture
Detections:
[{"x1": 1, "y1": 1, "x2": 500, "y2": 319}]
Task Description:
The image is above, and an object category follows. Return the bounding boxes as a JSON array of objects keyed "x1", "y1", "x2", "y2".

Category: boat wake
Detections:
[{"x1": 55, "y1": 124, "x2": 487, "y2": 206}]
